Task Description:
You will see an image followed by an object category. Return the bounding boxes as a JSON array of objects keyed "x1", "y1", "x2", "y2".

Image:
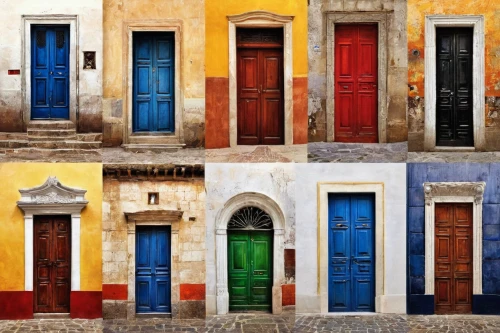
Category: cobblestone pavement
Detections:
[
  {"x1": 0, "y1": 151, "x2": 101, "y2": 163},
  {"x1": 308, "y1": 142, "x2": 407, "y2": 163},
  {"x1": 1, "y1": 314, "x2": 500, "y2": 332},
  {"x1": 408, "y1": 151, "x2": 500, "y2": 163},
  {"x1": 103, "y1": 148, "x2": 204, "y2": 165},
  {"x1": 206, "y1": 145, "x2": 307, "y2": 163}
]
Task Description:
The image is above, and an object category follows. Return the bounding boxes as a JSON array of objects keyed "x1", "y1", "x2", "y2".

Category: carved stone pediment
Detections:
[
  {"x1": 423, "y1": 182, "x2": 486, "y2": 205},
  {"x1": 17, "y1": 176, "x2": 88, "y2": 208},
  {"x1": 125, "y1": 210, "x2": 184, "y2": 223},
  {"x1": 227, "y1": 11, "x2": 294, "y2": 24}
]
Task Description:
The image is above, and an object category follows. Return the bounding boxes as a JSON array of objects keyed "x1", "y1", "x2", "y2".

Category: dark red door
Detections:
[
  {"x1": 435, "y1": 203, "x2": 472, "y2": 314},
  {"x1": 237, "y1": 29, "x2": 284, "y2": 145},
  {"x1": 334, "y1": 24, "x2": 378, "y2": 143},
  {"x1": 34, "y1": 216, "x2": 71, "y2": 313}
]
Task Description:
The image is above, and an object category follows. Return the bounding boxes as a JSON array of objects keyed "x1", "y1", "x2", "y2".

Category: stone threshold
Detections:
[
  {"x1": 33, "y1": 313, "x2": 70, "y2": 319},
  {"x1": 135, "y1": 313, "x2": 172, "y2": 319}
]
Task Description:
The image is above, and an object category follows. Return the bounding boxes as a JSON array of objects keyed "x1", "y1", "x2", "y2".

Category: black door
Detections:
[{"x1": 436, "y1": 28, "x2": 473, "y2": 147}]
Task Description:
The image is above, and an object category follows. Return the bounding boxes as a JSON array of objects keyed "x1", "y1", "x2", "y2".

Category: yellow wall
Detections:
[
  {"x1": 408, "y1": 0, "x2": 500, "y2": 97},
  {"x1": 103, "y1": 0, "x2": 205, "y2": 98},
  {"x1": 205, "y1": 0, "x2": 308, "y2": 78},
  {"x1": 0, "y1": 163, "x2": 102, "y2": 291}
]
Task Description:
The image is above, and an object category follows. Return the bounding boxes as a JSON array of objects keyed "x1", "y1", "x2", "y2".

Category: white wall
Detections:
[
  {"x1": 295, "y1": 163, "x2": 407, "y2": 313},
  {"x1": 205, "y1": 163, "x2": 296, "y2": 315}
]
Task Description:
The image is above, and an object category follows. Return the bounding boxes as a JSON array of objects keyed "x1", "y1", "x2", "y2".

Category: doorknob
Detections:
[
  {"x1": 450, "y1": 92, "x2": 454, "y2": 96},
  {"x1": 50, "y1": 71, "x2": 53, "y2": 75}
]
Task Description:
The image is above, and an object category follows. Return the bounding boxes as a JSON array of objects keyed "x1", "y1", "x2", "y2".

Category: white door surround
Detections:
[
  {"x1": 124, "y1": 210, "x2": 184, "y2": 319},
  {"x1": 215, "y1": 192, "x2": 286, "y2": 314},
  {"x1": 423, "y1": 182, "x2": 485, "y2": 295},
  {"x1": 227, "y1": 11, "x2": 294, "y2": 147},
  {"x1": 17, "y1": 176, "x2": 89, "y2": 293},
  {"x1": 22, "y1": 15, "x2": 78, "y2": 128},
  {"x1": 122, "y1": 20, "x2": 184, "y2": 145},
  {"x1": 325, "y1": 13, "x2": 388, "y2": 143},
  {"x1": 424, "y1": 15, "x2": 485, "y2": 151},
  {"x1": 317, "y1": 183, "x2": 385, "y2": 313}
]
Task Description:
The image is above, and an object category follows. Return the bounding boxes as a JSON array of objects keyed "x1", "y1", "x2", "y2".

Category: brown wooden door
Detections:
[
  {"x1": 237, "y1": 48, "x2": 284, "y2": 145},
  {"x1": 334, "y1": 24, "x2": 378, "y2": 143},
  {"x1": 434, "y1": 203, "x2": 472, "y2": 314},
  {"x1": 34, "y1": 216, "x2": 71, "y2": 313}
]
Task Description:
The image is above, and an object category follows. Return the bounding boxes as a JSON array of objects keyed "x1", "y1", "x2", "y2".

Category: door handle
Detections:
[
  {"x1": 50, "y1": 71, "x2": 53, "y2": 75},
  {"x1": 450, "y1": 92, "x2": 454, "y2": 96},
  {"x1": 336, "y1": 223, "x2": 346, "y2": 228},
  {"x1": 152, "y1": 67, "x2": 156, "y2": 73},
  {"x1": 258, "y1": 84, "x2": 262, "y2": 94}
]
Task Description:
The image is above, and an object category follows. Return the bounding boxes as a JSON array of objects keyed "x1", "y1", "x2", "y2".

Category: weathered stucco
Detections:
[
  {"x1": 102, "y1": 0, "x2": 205, "y2": 147},
  {"x1": 0, "y1": 0, "x2": 103, "y2": 133},
  {"x1": 408, "y1": 0, "x2": 500, "y2": 151}
]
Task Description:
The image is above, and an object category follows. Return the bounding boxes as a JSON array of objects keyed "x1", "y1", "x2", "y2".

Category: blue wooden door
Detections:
[
  {"x1": 136, "y1": 226, "x2": 171, "y2": 313},
  {"x1": 31, "y1": 25, "x2": 70, "y2": 119},
  {"x1": 133, "y1": 32, "x2": 175, "y2": 133},
  {"x1": 328, "y1": 194, "x2": 375, "y2": 312}
]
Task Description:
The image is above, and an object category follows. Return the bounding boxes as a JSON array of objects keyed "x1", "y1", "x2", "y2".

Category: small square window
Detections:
[
  {"x1": 148, "y1": 192, "x2": 159, "y2": 205},
  {"x1": 83, "y1": 51, "x2": 96, "y2": 69}
]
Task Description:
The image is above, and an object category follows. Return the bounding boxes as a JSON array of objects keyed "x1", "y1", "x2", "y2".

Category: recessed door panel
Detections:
[
  {"x1": 434, "y1": 203, "x2": 472, "y2": 314},
  {"x1": 34, "y1": 216, "x2": 71, "y2": 313},
  {"x1": 334, "y1": 24, "x2": 378, "y2": 143},
  {"x1": 31, "y1": 26, "x2": 70, "y2": 119},
  {"x1": 328, "y1": 194, "x2": 375, "y2": 312},
  {"x1": 436, "y1": 28, "x2": 473, "y2": 147}
]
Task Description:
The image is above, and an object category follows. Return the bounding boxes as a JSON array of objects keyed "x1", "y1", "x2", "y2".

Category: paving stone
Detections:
[
  {"x1": 205, "y1": 145, "x2": 307, "y2": 163},
  {"x1": 103, "y1": 147, "x2": 204, "y2": 165},
  {"x1": 408, "y1": 152, "x2": 500, "y2": 163},
  {"x1": 308, "y1": 142, "x2": 408, "y2": 163}
]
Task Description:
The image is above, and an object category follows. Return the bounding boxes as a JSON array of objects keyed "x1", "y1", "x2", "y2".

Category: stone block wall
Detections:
[
  {"x1": 102, "y1": 177, "x2": 205, "y2": 319},
  {"x1": 407, "y1": 163, "x2": 500, "y2": 314}
]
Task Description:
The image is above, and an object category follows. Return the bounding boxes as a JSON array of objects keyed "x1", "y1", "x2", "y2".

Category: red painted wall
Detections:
[
  {"x1": 180, "y1": 284, "x2": 206, "y2": 301},
  {"x1": 0, "y1": 291, "x2": 33, "y2": 319},
  {"x1": 102, "y1": 284, "x2": 127, "y2": 300},
  {"x1": 70, "y1": 291, "x2": 102, "y2": 319},
  {"x1": 282, "y1": 284, "x2": 295, "y2": 306}
]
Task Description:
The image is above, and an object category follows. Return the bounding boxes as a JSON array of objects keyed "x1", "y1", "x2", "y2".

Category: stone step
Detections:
[
  {"x1": 0, "y1": 133, "x2": 27, "y2": 140},
  {"x1": 29, "y1": 135, "x2": 78, "y2": 142},
  {"x1": 3, "y1": 148, "x2": 101, "y2": 157},
  {"x1": 77, "y1": 133, "x2": 103, "y2": 142},
  {"x1": 0, "y1": 140, "x2": 29, "y2": 149},
  {"x1": 28, "y1": 129, "x2": 77, "y2": 137},
  {"x1": 122, "y1": 144, "x2": 185, "y2": 153},
  {"x1": 28, "y1": 120, "x2": 75, "y2": 130},
  {"x1": 28, "y1": 140, "x2": 102, "y2": 149}
]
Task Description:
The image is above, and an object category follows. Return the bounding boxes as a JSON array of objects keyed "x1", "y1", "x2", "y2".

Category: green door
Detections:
[{"x1": 228, "y1": 230, "x2": 273, "y2": 311}]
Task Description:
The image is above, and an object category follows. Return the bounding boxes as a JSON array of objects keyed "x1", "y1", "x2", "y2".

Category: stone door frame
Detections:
[
  {"x1": 423, "y1": 182, "x2": 485, "y2": 296},
  {"x1": 317, "y1": 183, "x2": 385, "y2": 313},
  {"x1": 17, "y1": 177, "x2": 88, "y2": 294},
  {"x1": 124, "y1": 210, "x2": 183, "y2": 319},
  {"x1": 227, "y1": 11, "x2": 294, "y2": 147},
  {"x1": 122, "y1": 20, "x2": 184, "y2": 145},
  {"x1": 326, "y1": 13, "x2": 388, "y2": 143},
  {"x1": 21, "y1": 15, "x2": 79, "y2": 129},
  {"x1": 424, "y1": 15, "x2": 485, "y2": 151},
  {"x1": 215, "y1": 192, "x2": 286, "y2": 314}
]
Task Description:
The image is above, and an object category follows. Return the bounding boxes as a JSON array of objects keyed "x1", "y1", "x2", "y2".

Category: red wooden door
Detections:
[
  {"x1": 435, "y1": 203, "x2": 472, "y2": 314},
  {"x1": 334, "y1": 24, "x2": 378, "y2": 143},
  {"x1": 237, "y1": 46, "x2": 284, "y2": 145},
  {"x1": 34, "y1": 216, "x2": 71, "y2": 313}
]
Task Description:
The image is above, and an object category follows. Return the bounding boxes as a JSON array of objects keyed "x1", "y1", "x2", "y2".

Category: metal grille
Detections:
[
  {"x1": 36, "y1": 30, "x2": 46, "y2": 48},
  {"x1": 56, "y1": 30, "x2": 65, "y2": 48},
  {"x1": 227, "y1": 207, "x2": 273, "y2": 230}
]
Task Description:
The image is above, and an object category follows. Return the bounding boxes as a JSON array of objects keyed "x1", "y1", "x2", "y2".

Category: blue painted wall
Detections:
[{"x1": 407, "y1": 163, "x2": 500, "y2": 314}]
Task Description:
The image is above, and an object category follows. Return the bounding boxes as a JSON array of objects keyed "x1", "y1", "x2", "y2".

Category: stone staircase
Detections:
[{"x1": 0, "y1": 121, "x2": 102, "y2": 157}]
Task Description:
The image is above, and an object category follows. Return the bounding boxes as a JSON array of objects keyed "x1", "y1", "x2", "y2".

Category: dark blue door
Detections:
[
  {"x1": 136, "y1": 226, "x2": 171, "y2": 313},
  {"x1": 133, "y1": 32, "x2": 175, "y2": 133},
  {"x1": 31, "y1": 25, "x2": 70, "y2": 119},
  {"x1": 328, "y1": 194, "x2": 375, "y2": 312}
]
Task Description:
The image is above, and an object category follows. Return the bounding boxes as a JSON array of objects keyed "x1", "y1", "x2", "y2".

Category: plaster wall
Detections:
[
  {"x1": 102, "y1": 0, "x2": 205, "y2": 147},
  {"x1": 308, "y1": 0, "x2": 407, "y2": 143},
  {"x1": 0, "y1": 0, "x2": 103, "y2": 133},
  {"x1": 295, "y1": 163, "x2": 407, "y2": 314},
  {"x1": 205, "y1": 163, "x2": 296, "y2": 315}
]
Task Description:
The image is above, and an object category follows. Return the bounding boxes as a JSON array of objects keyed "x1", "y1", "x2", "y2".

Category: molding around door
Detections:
[
  {"x1": 317, "y1": 182, "x2": 385, "y2": 313},
  {"x1": 424, "y1": 15, "x2": 485, "y2": 151},
  {"x1": 423, "y1": 182, "x2": 485, "y2": 295},
  {"x1": 227, "y1": 11, "x2": 294, "y2": 147},
  {"x1": 215, "y1": 192, "x2": 286, "y2": 315},
  {"x1": 124, "y1": 210, "x2": 184, "y2": 319},
  {"x1": 21, "y1": 15, "x2": 78, "y2": 128},
  {"x1": 17, "y1": 177, "x2": 88, "y2": 292},
  {"x1": 326, "y1": 13, "x2": 388, "y2": 143},
  {"x1": 122, "y1": 20, "x2": 184, "y2": 145}
]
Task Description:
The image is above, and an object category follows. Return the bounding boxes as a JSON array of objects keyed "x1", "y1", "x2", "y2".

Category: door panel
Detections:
[
  {"x1": 434, "y1": 203, "x2": 472, "y2": 314},
  {"x1": 133, "y1": 32, "x2": 175, "y2": 133},
  {"x1": 136, "y1": 226, "x2": 171, "y2": 313},
  {"x1": 31, "y1": 26, "x2": 70, "y2": 119},
  {"x1": 334, "y1": 24, "x2": 378, "y2": 143},
  {"x1": 237, "y1": 45, "x2": 284, "y2": 145},
  {"x1": 228, "y1": 231, "x2": 272, "y2": 311},
  {"x1": 436, "y1": 28, "x2": 473, "y2": 147},
  {"x1": 328, "y1": 194, "x2": 375, "y2": 312},
  {"x1": 34, "y1": 216, "x2": 71, "y2": 313}
]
